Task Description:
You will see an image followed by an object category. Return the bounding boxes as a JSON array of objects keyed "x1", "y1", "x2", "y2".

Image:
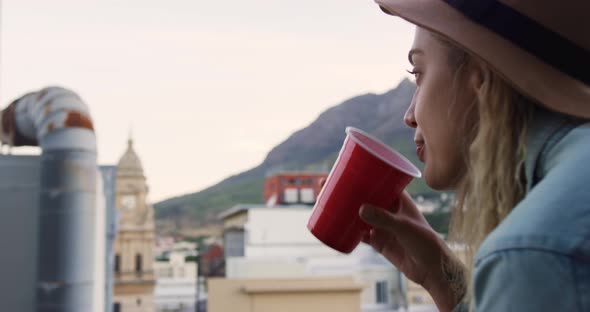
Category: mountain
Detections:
[{"x1": 155, "y1": 78, "x2": 437, "y2": 227}]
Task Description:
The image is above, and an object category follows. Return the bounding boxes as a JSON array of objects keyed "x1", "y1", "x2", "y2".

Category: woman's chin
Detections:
[{"x1": 423, "y1": 169, "x2": 454, "y2": 191}]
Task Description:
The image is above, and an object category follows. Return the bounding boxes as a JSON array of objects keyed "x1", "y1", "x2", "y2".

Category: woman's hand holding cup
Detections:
[{"x1": 360, "y1": 192, "x2": 466, "y2": 312}]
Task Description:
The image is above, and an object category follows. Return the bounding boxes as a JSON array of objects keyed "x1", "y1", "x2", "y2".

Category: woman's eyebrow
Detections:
[{"x1": 408, "y1": 49, "x2": 424, "y2": 65}]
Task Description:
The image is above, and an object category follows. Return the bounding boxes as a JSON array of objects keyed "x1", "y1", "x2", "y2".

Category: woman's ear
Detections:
[{"x1": 468, "y1": 60, "x2": 485, "y2": 93}]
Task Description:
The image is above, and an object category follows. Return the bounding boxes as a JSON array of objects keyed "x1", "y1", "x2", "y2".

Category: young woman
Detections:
[{"x1": 358, "y1": 1, "x2": 590, "y2": 311}]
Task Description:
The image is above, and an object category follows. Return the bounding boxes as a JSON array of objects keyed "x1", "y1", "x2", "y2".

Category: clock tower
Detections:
[{"x1": 113, "y1": 137, "x2": 156, "y2": 312}]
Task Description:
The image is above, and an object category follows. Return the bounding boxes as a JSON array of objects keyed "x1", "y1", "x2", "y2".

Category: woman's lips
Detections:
[{"x1": 416, "y1": 143, "x2": 425, "y2": 162}]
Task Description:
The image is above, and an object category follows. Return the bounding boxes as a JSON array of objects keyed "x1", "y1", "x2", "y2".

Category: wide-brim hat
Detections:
[{"x1": 376, "y1": 0, "x2": 590, "y2": 118}]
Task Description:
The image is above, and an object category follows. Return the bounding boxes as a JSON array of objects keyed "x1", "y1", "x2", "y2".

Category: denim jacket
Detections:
[{"x1": 455, "y1": 107, "x2": 590, "y2": 311}]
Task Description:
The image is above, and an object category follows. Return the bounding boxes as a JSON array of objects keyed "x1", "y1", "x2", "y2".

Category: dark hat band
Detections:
[{"x1": 444, "y1": 0, "x2": 590, "y2": 85}]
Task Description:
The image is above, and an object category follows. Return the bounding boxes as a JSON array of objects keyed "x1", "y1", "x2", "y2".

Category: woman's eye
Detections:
[{"x1": 406, "y1": 69, "x2": 421, "y2": 81}]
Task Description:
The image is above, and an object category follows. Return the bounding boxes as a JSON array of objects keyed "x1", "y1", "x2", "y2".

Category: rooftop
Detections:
[{"x1": 218, "y1": 203, "x2": 314, "y2": 220}]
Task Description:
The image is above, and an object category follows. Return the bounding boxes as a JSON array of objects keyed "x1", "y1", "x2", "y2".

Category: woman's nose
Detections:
[{"x1": 404, "y1": 98, "x2": 417, "y2": 128}]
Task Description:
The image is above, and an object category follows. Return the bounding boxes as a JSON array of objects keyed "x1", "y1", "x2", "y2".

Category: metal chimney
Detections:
[{"x1": 0, "y1": 87, "x2": 97, "y2": 311}]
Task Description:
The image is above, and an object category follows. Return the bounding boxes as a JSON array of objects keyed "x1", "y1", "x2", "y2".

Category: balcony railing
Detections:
[{"x1": 114, "y1": 270, "x2": 155, "y2": 284}]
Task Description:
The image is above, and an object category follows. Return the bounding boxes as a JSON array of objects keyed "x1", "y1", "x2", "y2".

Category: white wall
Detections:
[
  {"x1": 154, "y1": 252, "x2": 197, "y2": 280},
  {"x1": 154, "y1": 251, "x2": 198, "y2": 312},
  {"x1": 154, "y1": 279, "x2": 197, "y2": 312},
  {"x1": 244, "y1": 208, "x2": 340, "y2": 258},
  {"x1": 229, "y1": 207, "x2": 403, "y2": 312},
  {"x1": 226, "y1": 257, "x2": 307, "y2": 278},
  {"x1": 359, "y1": 268, "x2": 401, "y2": 311},
  {"x1": 246, "y1": 208, "x2": 316, "y2": 244},
  {"x1": 305, "y1": 245, "x2": 402, "y2": 312}
]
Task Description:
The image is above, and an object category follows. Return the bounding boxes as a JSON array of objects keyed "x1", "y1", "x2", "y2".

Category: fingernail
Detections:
[
  {"x1": 359, "y1": 205, "x2": 366, "y2": 218},
  {"x1": 359, "y1": 204, "x2": 373, "y2": 220}
]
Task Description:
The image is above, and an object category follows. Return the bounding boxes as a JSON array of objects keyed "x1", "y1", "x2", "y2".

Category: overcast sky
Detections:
[{"x1": 2, "y1": 0, "x2": 415, "y2": 202}]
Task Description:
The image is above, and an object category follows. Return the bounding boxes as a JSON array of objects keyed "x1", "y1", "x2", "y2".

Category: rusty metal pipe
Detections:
[{"x1": 0, "y1": 87, "x2": 97, "y2": 311}]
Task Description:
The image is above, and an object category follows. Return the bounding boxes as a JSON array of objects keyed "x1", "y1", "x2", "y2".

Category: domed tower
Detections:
[{"x1": 113, "y1": 137, "x2": 156, "y2": 312}]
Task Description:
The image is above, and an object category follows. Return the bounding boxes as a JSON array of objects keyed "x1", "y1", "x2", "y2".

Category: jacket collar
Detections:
[{"x1": 524, "y1": 106, "x2": 583, "y2": 191}]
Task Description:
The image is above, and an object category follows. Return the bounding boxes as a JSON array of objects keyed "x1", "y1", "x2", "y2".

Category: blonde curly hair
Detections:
[{"x1": 436, "y1": 35, "x2": 535, "y2": 305}]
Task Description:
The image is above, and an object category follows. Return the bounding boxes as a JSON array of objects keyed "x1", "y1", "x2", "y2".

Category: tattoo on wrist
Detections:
[{"x1": 442, "y1": 257, "x2": 467, "y2": 303}]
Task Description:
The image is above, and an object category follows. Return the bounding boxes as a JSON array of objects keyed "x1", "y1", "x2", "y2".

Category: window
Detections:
[
  {"x1": 135, "y1": 254, "x2": 142, "y2": 273},
  {"x1": 300, "y1": 188, "x2": 315, "y2": 203},
  {"x1": 114, "y1": 254, "x2": 120, "y2": 273},
  {"x1": 284, "y1": 188, "x2": 298, "y2": 203},
  {"x1": 113, "y1": 302, "x2": 120, "y2": 312},
  {"x1": 224, "y1": 230, "x2": 245, "y2": 257},
  {"x1": 376, "y1": 281, "x2": 388, "y2": 304}
]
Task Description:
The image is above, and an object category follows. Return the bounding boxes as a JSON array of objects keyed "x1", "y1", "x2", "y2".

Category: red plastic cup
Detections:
[{"x1": 307, "y1": 127, "x2": 421, "y2": 253}]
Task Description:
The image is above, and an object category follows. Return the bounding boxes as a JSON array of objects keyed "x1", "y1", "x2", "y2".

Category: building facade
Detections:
[
  {"x1": 208, "y1": 277, "x2": 365, "y2": 312},
  {"x1": 154, "y1": 251, "x2": 198, "y2": 280},
  {"x1": 154, "y1": 251, "x2": 198, "y2": 311},
  {"x1": 113, "y1": 138, "x2": 156, "y2": 312},
  {"x1": 218, "y1": 205, "x2": 406, "y2": 311},
  {"x1": 263, "y1": 172, "x2": 328, "y2": 206}
]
